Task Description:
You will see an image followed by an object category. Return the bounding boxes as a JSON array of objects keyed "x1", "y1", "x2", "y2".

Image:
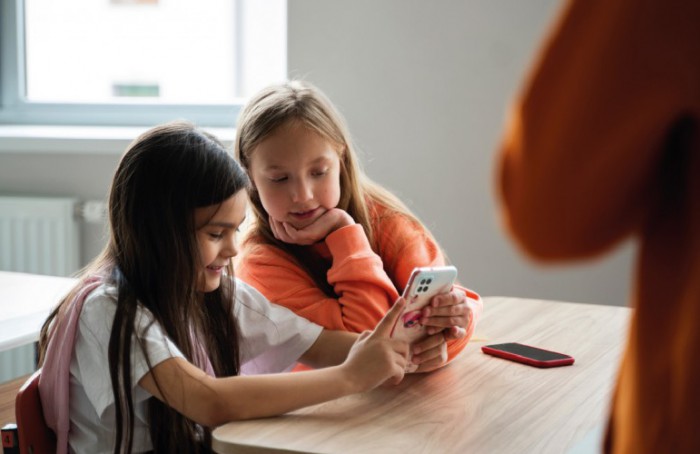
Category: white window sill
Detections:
[{"x1": 0, "y1": 125, "x2": 236, "y2": 154}]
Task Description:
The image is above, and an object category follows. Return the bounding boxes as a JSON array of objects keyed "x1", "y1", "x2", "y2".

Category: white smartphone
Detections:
[{"x1": 391, "y1": 266, "x2": 458, "y2": 345}]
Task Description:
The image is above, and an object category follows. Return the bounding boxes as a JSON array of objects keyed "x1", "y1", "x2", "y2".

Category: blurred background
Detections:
[{"x1": 0, "y1": 0, "x2": 635, "y2": 308}]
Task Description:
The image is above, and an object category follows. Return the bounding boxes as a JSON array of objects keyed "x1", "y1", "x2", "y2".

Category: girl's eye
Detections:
[
  {"x1": 312, "y1": 169, "x2": 328, "y2": 177},
  {"x1": 209, "y1": 232, "x2": 224, "y2": 240},
  {"x1": 269, "y1": 176, "x2": 287, "y2": 183}
]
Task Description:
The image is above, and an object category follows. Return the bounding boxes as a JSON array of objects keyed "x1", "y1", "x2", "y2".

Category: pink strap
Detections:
[{"x1": 39, "y1": 277, "x2": 101, "y2": 454}]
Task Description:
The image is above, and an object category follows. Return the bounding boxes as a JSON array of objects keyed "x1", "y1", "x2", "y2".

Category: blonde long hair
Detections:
[{"x1": 235, "y1": 81, "x2": 431, "y2": 294}]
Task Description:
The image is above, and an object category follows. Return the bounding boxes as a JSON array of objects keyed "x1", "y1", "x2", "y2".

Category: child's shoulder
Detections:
[
  {"x1": 81, "y1": 282, "x2": 117, "y2": 315},
  {"x1": 369, "y1": 199, "x2": 422, "y2": 232},
  {"x1": 78, "y1": 282, "x2": 155, "y2": 332},
  {"x1": 76, "y1": 282, "x2": 119, "y2": 340}
]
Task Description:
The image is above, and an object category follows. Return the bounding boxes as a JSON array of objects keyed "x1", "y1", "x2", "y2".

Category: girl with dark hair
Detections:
[{"x1": 37, "y1": 121, "x2": 409, "y2": 454}]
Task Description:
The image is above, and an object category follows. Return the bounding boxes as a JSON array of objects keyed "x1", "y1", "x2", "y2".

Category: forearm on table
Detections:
[
  {"x1": 140, "y1": 357, "x2": 358, "y2": 427},
  {"x1": 205, "y1": 367, "x2": 357, "y2": 424}
]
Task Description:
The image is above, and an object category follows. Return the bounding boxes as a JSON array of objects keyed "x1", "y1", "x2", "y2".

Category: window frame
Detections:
[{"x1": 0, "y1": 0, "x2": 252, "y2": 127}]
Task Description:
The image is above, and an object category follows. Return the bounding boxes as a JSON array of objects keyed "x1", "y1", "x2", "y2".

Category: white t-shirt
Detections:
[{"x1": 68, "y1": 278, "x2": 323, "y2": 454}]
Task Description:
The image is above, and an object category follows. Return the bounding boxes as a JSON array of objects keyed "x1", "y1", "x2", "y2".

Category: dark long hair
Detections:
[{"x1": 39, "y1": 121, "x2": 249, "y2": 453}]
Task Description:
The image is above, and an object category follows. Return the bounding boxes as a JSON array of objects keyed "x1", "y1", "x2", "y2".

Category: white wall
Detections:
[
  {"x1": 287, "y1": 0, "x2": 635, "y2": 307},
  {"x1": 0, "y1": 0, "x2": 635, "y2": 306}
]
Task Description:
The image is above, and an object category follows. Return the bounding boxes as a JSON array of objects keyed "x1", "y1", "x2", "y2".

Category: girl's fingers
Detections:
[
  {"x1": 412, "y1": 332, "x2": 445, "y2": 355},
  {"x1": 414, "y1": 355, "x2": 448, "y2": 373},
  {"x1": 411, "y1": 340, "x2": 448, "y2": 368},
  {"x1": 268, "y1": 216, "x2": 313, "y2": 245},
  {"x1": 282, "y1": 220, "x2": 325, "y2": 245},
  {"x1": 421, "y1": 291, "x2": 474, "y2": 330},
  {"x1": 423, "y1": 302, "x2": 468, "y2": 318},
  {"x1": 270, "y1": 217, "x2": 295, "y2": 243},
  {"x1": 386, "y1": 366, "x2": 405, "y2": 385},
  {"x1": 411, "y1": 333, "x2": 445, "y2": 355},
  {"x1": 422, "y1": 313, "x2": 470, "y2": 331},
  {"x1": 429, "y1": 290, "x2": 464, "y2": 309},
  {"x1": 371, "y1": 298, "x2": 406, "y2": 339},
  {"x1": 280, "y1": 222, "x2": 304, "y2": 242},
  {"x1": 273, "y1": 209, "x2": 354, "y2": 246},
  {"x1": 443, "y1": 325, "x2": 467, "y2": 340},
  {"x1": 280, "y1": 221, "x2": 318, "y2": 245}
]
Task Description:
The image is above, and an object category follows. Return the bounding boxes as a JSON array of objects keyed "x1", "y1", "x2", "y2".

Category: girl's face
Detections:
[
  {"x1": 194, "y1": 191, "x2": 247, "y2": 292},
  {"x1": 248, "y1": 122, "x2": 342, "y2": 230}
]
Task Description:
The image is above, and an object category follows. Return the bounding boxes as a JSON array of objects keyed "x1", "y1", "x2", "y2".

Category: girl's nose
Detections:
[
  {"x1": 223, "y1": 234, "x2": 239, "y2": 258},
  {"x1": 291, "y1": 179, "x2": 313, "y2": 202}
]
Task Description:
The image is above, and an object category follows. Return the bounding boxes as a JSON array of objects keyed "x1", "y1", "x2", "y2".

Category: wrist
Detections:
[
  {"x1": 325, "y1": 224, "x2": 372, "y2": 258},
  {"x1": 336, "y1": 363, "x2": 365, "y2": 394},
  {"x1": 334, "y1": 210, "x2": 355, "y2": 230}
]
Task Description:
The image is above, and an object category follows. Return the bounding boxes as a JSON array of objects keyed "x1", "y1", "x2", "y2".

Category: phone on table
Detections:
[
  {"x1": 391, "y1": 265, "x2": 457, "y2": 342},
  {"x1": 481, "y1": 342, "x2": 574, "y2": 368}
]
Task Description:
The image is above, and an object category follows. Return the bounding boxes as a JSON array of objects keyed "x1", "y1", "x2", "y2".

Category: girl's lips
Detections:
[
  {"x1": 206, "y1": 265, "x2": 224, "y2": 274},
  {"x1": 290, "y1": 207, "x2": 319, "y2": 220}
]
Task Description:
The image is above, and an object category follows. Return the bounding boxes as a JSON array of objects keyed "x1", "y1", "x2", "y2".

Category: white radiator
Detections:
[
  {"x1": 0, "y1": 196, "x2": 80, "y2": 277},
  {"x1": 0, "y1": 196, "x2": 81, "y2": 382}
]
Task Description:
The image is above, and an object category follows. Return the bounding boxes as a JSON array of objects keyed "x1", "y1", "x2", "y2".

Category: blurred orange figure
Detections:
[{"x1": 497, "y1": 0, "x2": 700, "y2": 453}]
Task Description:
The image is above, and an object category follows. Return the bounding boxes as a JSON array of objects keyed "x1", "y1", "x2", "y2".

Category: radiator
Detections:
[
  {"x1": 0, "y1": 196, "x2": 81, "y2": 382},
  {"x1": 0, "y1": 196, "x2": 80, "y2": 277}
]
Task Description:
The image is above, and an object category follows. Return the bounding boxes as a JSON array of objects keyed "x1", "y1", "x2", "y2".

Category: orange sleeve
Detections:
[
  {"x1": 497, "y1": 0, "x2": 691, "y2": 260},
  {"x1": 377, "y1": 213, "x2": 483, "y2": 361},
  {"x1": 237, "y1": 224, "x2": 397, "y2": 333}
]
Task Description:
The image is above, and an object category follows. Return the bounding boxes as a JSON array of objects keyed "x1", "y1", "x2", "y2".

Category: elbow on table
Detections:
[
  {"x1": 196, "y1": 394, "x2": 252, "y2": 428},
  {"x1": 181, "y1": 379, "x2": 254, "y2": 428},
  {"x1": 183, "y1": 392, "x2": 228, "y2": 428}
]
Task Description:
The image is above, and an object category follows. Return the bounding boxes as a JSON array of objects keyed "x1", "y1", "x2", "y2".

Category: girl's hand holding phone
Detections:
[
  {"x1": 269, "y1": 208, "x2": 354, "y2": 245},
  {"x1": 342, "y1": 298, "x2": 409, "y2": 390},
  {"x1": 420, "y1": 289, "x2": 475, "y2": 337},
  {"x1": 408, "y1": 290, "x2": 478, "y2": 372}
]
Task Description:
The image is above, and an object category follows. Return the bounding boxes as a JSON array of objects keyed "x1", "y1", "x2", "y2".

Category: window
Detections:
[{"x1": 0, "y1": 0, "x2": 286, "y2": 127}]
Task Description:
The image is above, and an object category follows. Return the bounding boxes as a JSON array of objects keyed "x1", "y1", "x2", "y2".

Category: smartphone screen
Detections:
[{"x1": 482, "y1": 342, "x2": 574, "y2": 368}]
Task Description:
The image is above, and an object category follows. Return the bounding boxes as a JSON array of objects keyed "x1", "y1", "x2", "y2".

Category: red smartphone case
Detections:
[{"x1": 481, "y1": 343, "x2": 574, "y2": 368}]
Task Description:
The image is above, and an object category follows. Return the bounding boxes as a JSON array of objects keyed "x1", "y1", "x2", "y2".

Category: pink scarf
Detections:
[{"x1": 39, "y1": 277, "x2": 214, "y2": 454}]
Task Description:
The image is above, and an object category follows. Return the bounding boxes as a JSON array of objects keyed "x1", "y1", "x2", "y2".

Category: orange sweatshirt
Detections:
[
  {"x1": 237, "y1": 204, "x2": 482, "y2": 362},
  {"x1": 498, "y1": 0, "x2": 700, "y2": 453}
]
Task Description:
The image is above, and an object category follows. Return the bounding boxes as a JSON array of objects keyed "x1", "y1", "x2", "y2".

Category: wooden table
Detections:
[
  {"x1": 213, "y1": 297, "x2": 631, "y2": 454},
  {"x1": 0, "y1": 271, "x2": 77, "y2": 352}
]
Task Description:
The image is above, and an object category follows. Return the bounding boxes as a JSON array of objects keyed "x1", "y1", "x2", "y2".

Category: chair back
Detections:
[{"x1": 15, "y1": 369, "x2": 57, "y2": 454}]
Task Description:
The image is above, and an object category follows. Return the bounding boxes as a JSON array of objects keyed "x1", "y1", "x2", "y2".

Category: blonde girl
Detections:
[
  {"x1": 38, "y1": 122, "x2": 409, "y2": 454},
  {"x1": 235, "y1": 81, "x2": 482, "y2": 372}
]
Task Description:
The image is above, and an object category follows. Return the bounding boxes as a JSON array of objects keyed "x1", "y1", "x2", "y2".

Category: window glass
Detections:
[{"x1": 23, "y1": 0, "x2": 285, "y2": 105}]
